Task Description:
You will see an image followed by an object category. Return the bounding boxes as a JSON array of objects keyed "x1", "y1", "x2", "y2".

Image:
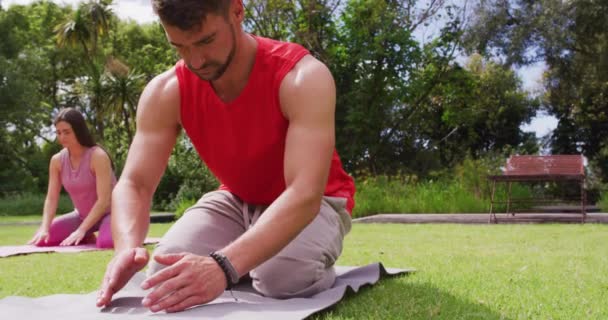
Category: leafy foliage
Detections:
[
  {"x1": 0, "y1": 0, "x2": 551, "y2": 208},
  {"x1": 464, "y1": 0, "x2": 608, "y2": 182}
]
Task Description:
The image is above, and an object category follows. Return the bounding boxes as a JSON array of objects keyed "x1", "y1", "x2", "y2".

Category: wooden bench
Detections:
[{"x1": 488, "y1": 155, "x2": 586, "y2": 223}]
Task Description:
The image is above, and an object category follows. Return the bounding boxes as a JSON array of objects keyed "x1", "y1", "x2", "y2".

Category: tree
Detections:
[
  {"x1": 244, "y1": 0, "x2": 296, "y2": 40},
  {"x1": 333, "y1": 0, "x2": 470, "y2": 175},
  {"x1": 463, "y1": 0, "x2": 608, "y2": 181},
  {"x1": 0, "y1": 1, "x2": 73, "y2": 194},
  {"x1": 54, "y1": 0, "x2": 115, "y2": 141},
  {"x1": 102, "y1": 57, "x2": 145, "y2": 160}
]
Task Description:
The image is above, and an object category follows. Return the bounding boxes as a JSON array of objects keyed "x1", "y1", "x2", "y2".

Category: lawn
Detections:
[{"x1": 1, "y1": 222, "x2": 607, "y2": 319}]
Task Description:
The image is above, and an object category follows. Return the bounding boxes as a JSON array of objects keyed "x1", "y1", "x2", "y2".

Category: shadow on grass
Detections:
[{"x1": 311, "y1": 275, "x2": 510, "y2": 320}]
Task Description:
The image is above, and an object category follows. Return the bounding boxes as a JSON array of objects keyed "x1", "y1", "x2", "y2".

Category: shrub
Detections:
[
  {"x1": 153, "y1": 136, "x2": 219, "y2": 211},
  {"x1": 0, "y1": 193, "x2": 73, "y2": 216},
  {"x1": 599, "y1": 191, "x2": 608, "y2": 212}
]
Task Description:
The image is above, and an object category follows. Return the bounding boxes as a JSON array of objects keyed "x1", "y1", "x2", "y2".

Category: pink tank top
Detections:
[{"x1": 60, "y1": 147, "x2": 116, "y2": 219}]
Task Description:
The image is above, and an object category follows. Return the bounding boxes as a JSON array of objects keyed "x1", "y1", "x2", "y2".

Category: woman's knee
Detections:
[{"x1": 96, "y1": 236, "x2": 113, "y2": 248}]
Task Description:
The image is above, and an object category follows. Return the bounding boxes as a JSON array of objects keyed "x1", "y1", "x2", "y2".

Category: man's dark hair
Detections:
[{"x1": 152, "y1": 0, "x2": 232, "y2": 30}]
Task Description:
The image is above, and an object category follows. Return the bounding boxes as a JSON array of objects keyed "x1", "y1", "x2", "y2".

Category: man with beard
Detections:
[{"x1": 96, "y1": 0, "x2": 355, "y2": 313}]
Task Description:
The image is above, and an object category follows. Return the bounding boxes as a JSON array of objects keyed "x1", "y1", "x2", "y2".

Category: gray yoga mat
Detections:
[
  {"x1": 0, "y1": 237, "x2": 161, "y2": 258},
  {"x1": 0, "y1": 263, "x2": 412, "y2": 319}
]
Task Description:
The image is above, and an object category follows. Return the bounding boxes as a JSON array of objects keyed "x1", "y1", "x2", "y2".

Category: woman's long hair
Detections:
[{"x1": 54, "y1": 108, "x2": 115, "y2": 170}]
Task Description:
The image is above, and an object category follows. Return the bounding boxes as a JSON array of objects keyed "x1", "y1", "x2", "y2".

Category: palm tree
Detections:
[
  {"x1": 86, "y1": 0, "x2": 113, "y2": 55},
  {"x1": 54, "y1": 0, "x2": 115, "y2": 141},
  {"x1": 54, "y1": 7, "x2": 92, "y2": 59},
  {"x1": 103, "y1": 57, "x2": 144, "y2": 145},
  {"x1": 54, "y1": 0, "x2": 113, "y2": 57}
]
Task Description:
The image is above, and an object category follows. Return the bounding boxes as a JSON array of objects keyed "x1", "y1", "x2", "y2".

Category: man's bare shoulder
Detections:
[
  {"x1": 280, "y1": 55, "x2": 335, "y2": 118},
  {"x1": 286, "y1": 55, "x2": 332, "y2": 81},
  {"x1": 138, "y1": 68, "x2": 181, "y2": 128}
]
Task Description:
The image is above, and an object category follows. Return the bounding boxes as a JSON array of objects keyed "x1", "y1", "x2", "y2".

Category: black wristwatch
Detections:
[{"x1": 209, "y1": 251, "x2": 240, "y2": 289}]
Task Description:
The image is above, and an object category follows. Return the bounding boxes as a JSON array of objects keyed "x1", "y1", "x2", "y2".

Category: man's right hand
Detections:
[{"x1": 96, "y1": 247, "x2": 149, "y2": 308}]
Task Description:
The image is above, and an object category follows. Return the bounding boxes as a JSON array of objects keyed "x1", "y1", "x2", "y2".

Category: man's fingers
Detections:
[
  {"x1": 133, "y1": 248, "x2": 149, "y2": 266},
  {"x1": 149, "y1": 287, "x2": 199, "y2": 313},
  {"x1": 96, "y1": 283, "x2": 112, "y2": 307},
  {"x1": 142, "y1": 276, "x2": 187, "y2": 309},
  {"x1": 165, "y1": 295, "x2": 204, "y2": 313},
  {"x1": 141, "y1": 263, "x2": 182, "y2": 290},
  {"x1": 96, "y1": 252, "x2": 129, "y2": 307},
  {"x1": 96, "y1": 248, "x2": 149, "y2": 308},
  {"x1": 96, "y1": 258, "x2": 117, "y2": 307},
  {"x1": 153, "y1": 252, "x2": 186, "y2": 266},
  {"x1": 140, "y1": 253, "x2": 186, "y2": 289}
]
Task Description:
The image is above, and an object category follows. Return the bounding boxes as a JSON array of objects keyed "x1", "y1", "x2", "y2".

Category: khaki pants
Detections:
[{"x1": 148, "y1": 190, "x2": 351, "y2": 298}]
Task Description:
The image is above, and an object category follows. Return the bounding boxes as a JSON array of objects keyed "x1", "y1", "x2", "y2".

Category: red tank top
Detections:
[{"x1": 175, "y1": 36, "x2": 355, "y2": 213}]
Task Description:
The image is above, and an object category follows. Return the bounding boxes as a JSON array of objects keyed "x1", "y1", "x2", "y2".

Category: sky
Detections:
[{"x1": 3, "y1": 0, "x2": 558, "y2": 138}]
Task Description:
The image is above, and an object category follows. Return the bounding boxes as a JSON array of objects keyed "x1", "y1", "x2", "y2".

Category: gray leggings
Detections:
[{"x1": 148, "y1": 190, "x2": 351, "y2": 298}]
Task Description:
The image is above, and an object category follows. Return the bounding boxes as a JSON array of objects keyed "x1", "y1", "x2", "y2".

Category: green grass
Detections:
[
  {"x1": 0, "y1": 223, "x2": 171, "y2": 297},
  {"x1": 1, "y1": 221, "x2": 607, "y2": 319},
  {"x1": 0, "y1": 215, "x2": 42, "y2": 224}
]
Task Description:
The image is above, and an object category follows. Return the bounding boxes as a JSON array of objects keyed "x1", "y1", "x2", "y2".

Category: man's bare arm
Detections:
[
  {"x1": 221, "y1": 55, "x2": 336, "y2": 276},
  {"x1": 136, "y1": 56, "x2": 336, "y2": 313},
  {"x1": 96, "y1": 69, "x2": 181, "y2": 308},
  {"x1": 112, "y1": 69, "x2": 182, "y2": 251}
]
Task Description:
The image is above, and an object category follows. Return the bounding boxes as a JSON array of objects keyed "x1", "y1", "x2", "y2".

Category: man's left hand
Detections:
[{"x1": 141, "y1": 253, "x2": 228, "y2": 313}]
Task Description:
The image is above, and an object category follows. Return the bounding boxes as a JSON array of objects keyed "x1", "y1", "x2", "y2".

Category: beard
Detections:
[{"x1": 187, "y1": 24, "x2": 237, "y2": 81}]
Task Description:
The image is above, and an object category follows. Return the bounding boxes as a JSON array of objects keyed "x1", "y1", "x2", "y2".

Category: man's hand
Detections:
[
  {"x1": 96, "y1": 247, "x2": 149, "y2": 307},
  {"x1": 28, "y1": 228, "x2": 50, "y2": 245},
  {"x1": 59, "y1": 228, "x2": 87, "y2": 246},
  {"x1": 140, "y1": 253, "x2": 227, "y2": 313}
]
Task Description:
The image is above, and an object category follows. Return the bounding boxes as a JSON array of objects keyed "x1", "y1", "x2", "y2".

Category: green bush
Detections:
[
  {"x1": 351, "y1": 156, "x2": 534, "y2": 218},
  {"x1": 453, "y1": 155, "x2": 503, "y2": 199},
  {"x1": 173, "y1": 197, "x2": 198, "y2": 220},
  {"x1": 599, "y1": 191, "x2": 608, "y2": 212},
  {"x1": 153, "y1": 136, "x2": 219, "y2": 211},
  {"x1": 352, "y1": 176, "x2": 491, "y2": 218},
  {"x1": 0, "y1": 193, "x2": 73, "y2": 216}
]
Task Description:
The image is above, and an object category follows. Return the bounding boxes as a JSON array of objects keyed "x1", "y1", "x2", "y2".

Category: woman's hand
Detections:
[
  {"x1": 60, "y1": 228, "x2": 87, "y2": 246},
  {"x1": 28, "y1": 228, "x2": 50, "y2": 245}
]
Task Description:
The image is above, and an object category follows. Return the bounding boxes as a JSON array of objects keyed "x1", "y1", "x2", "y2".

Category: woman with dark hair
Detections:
[{"x1": 29, "y1": 108, "x2": 116, "y2": 248}]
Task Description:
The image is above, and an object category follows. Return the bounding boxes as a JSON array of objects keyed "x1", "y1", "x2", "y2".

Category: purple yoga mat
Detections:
[
  {"x1": 0, "y1": 263, "x2": 412, "y2": 319},
  {"x1": 0, "y1": 237, "x2": 161, "y2": 258}
]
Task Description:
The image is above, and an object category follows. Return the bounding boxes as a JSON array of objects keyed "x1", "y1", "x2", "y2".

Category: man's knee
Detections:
[{"x1": 252, "y1": 257, "x2": 335, "y2": 299}]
